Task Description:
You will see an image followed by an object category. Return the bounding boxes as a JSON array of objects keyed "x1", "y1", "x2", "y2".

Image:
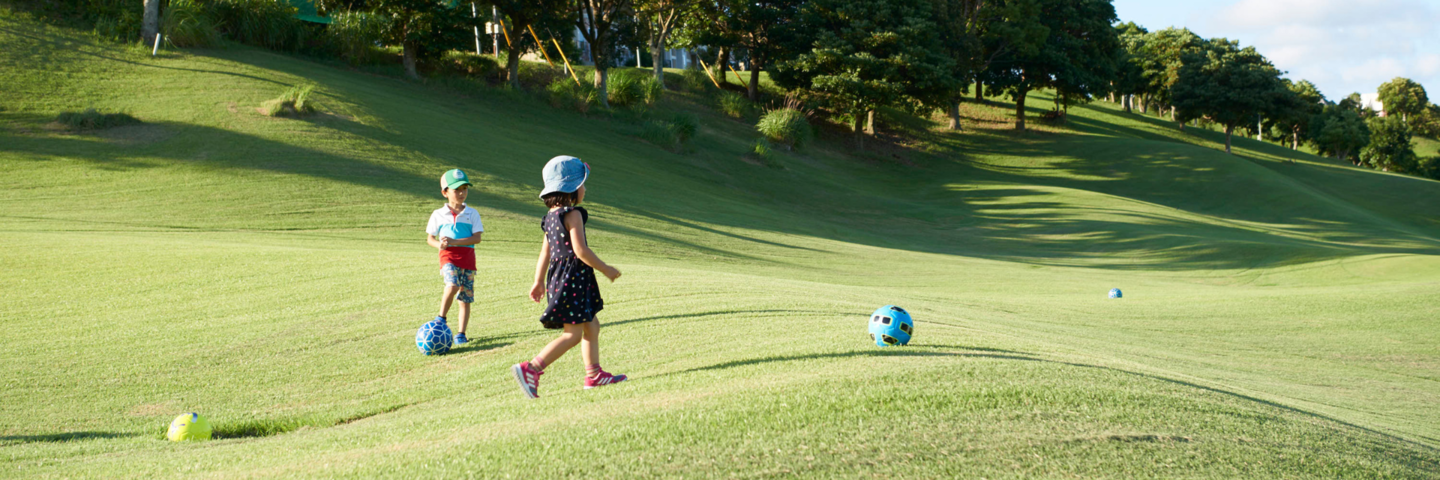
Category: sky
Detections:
[{"x1": 1112, "y1": 0, "x2": 1440, "y2": 101}]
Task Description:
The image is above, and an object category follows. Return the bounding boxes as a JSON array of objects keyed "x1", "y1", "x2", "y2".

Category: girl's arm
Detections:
[
  {"x1": 565, "y1": 210, "x2": 621, "y2": 282},
  {"x1": 528, "y1": 236, "x2": 552, "y2": 303}
]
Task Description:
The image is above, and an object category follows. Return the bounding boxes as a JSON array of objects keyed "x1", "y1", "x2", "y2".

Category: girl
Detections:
[{"x1": 512, "y1": 156, "x2": 625, "y2": 399}]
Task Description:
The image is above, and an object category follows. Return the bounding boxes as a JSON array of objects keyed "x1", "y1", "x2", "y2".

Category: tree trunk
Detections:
[
  {"x1": 650, "y1": 38, "x2": 664, "y2": 83},
  {"x1": 1291, "y1": 127, "x2": 1299, "y2": 150},
  {"x1": 1139, "y1": 95, "x2": 1148, "y2": 114},
  {"x1": 594, "y1": 68, "x2": 609, "y2": 108},
  {"x1": 974, "y1": 82, "x2": 984, "y2": 101},
  {"x1": 403, "y1": 42, "x2": 419, "y2": 79},
  {"x1": 506, "y1": 34, "x2": 523, "y2": 89},
  {"x1": 1224, "y1": 123, "x2": 1233, "y2": 154},
  {"x1": 948, "y1": 97, "x2": 962, "y2": 130},
  {"x1": 1014, "y1": 86, "x2": 1028, "y2": 131},
  {"x1": 1123, "y1": 94, "x2": 1132, "y2": 113},
  {"x1": 852, "y1": 112, "x2": 865, "y2": 149},
  {"x1": 715, "y1": 47, "x2": 729, "y2": 87},
  {"x1": 865, "y1": 109, "x2": 876, "y2": 136},
  {"x1": 142, "y1": 0, "x2": 160, "y2": 45},
  {"x1": 748, "y1": 62, "x2": 760, "y2": 101}
]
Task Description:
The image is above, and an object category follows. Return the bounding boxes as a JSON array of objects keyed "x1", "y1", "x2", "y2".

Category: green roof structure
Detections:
[{"x1": 285, "y1": 0, "x2": 330, "y2": 24}]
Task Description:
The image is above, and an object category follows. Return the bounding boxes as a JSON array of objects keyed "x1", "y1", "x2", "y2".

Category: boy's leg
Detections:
[
  {"x1": 455, "y1": 268, "x2": 475, "y2": 334},
  {"x1": 437, "y1": 284, "x2": 459, "y2": 319}
]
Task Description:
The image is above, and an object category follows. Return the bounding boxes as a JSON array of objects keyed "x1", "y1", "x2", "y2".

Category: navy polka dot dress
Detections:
[{"x1": 540, "y1": 206, "x2": 602, "y2": 329}]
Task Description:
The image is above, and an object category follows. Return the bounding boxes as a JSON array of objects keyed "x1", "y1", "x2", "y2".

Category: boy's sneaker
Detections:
[
  {"x1": 512, "y1": 362, "x2": 543, "y2": 399},
  {"x1": 584, "y1": 371, "x2": 627, "y2": 389},
  {"x1": 454, "y1": 333, "x2": 468, "y2": 344}
]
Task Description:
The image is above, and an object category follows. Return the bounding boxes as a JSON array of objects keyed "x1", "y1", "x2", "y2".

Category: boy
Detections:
[{"x1": 426, "y1": 169, "x2": 483, "y2": 343}]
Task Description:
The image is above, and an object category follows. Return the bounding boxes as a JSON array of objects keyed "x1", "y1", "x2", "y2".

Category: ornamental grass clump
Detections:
[
  {"x1": 56, "y1": 109, "x2": 141, "y2": 130},
  {"x1": 717, "y1": 91, "x2": 751, "y2": 119},
  {"x1": 756, "y1": 108, "x2": 811, "y2": 150},
  {"x1": 262, "y1": 84, "x2": 317, "y2": 117}
]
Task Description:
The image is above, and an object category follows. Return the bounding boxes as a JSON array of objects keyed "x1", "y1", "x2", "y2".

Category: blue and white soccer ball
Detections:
[
  {"x1": 1109, "y1": 288, "x2": 1123, "y2": 299},
  {"x1": 868, "y1": 305, "x2": 913, "y2": 347},
  {"x1": 416, "y1": 318, "x2": 453, "y2": 355}
]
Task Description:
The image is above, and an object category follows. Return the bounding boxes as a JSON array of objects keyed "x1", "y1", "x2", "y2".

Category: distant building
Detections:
[{"x1": 1360, "y1": 93, "x2": 1387, "y2": 117}]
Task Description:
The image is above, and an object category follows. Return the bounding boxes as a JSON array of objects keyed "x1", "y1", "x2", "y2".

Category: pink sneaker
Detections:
[
  {"x1": 512, "y1": 362, "x2": 543, "y2": 399},
  {"x1": 584, "y1": 370, "x2": 627, "y2": 389}
]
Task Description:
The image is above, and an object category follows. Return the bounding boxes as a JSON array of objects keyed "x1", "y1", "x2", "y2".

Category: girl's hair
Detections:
[{"x1": 542, "y1": 191, "x2": 580, "y2": 208}]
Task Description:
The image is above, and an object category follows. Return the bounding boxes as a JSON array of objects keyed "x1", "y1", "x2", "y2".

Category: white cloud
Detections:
[{"x1": 1200, "y1": 0, "x2": 1440, "y2": 99}]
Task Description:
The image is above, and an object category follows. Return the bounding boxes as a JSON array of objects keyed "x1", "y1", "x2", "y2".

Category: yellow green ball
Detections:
[{"x1": 167, "y1": 413, "x2": 212, "y2": 442}]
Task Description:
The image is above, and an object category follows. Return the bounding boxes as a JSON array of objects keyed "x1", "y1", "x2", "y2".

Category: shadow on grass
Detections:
[
  {"x1": 606, "y1": 308, "x2": 852, "y2": 328},
  {"x1": 677, "y1": 346, "x2": 1440, "y2": 454},
  {"x1": 0, "y1": 431, "x2": 137, "y2": 444},
  {"x1": 206, "y1": 402, "x2": 412, "y2": 440}
]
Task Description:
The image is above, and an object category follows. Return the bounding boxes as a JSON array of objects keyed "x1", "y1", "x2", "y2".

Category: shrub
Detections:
[
  {"x1": 753, "y1": 137, "x2": 772, "y2": 158},
  {"x1": 438, "y1": 51, "x2": 500, "y2": 78},
  {"x1": 670, "y1": 113, "x2": 699, "y2": 143},
  {"x1": 262, "y1": 84, "x2": 317, "y2": 117},
  {"x1": 608, "y1": 74, "x2": 642, "y2": 108},
  {"x1": 56, "y1": 109, "x2": 141, "y2": 130},
  {"x1": 92, "y1": 6, "x2": 142, "y2": 43},
  {"x1": 717, "y1": 91, "x2": 750, "y2": 119},
  {"x1": 639, "y1": 76, "x2": 664, "y2": 105},
  {"x1": 206, "y1": 0, "x2": 310, "y2": 51},
  {"x1": 682, "y1": 68, "x2": 713, "y2": 94},
  {"x1": 328, "y1": 11, "x2": 392, "y2": 64},
  {"x1": 641, "y1": 120, "x2": 679, "y2": 150},
  {"x1": 756, "y1": 108, "x2": 811, "y2": 150},
  {"x1": 547, "y1": 79, "x2": 597, "y2": 114},
  {"x1": 161, "y1": 0, "x2": 220, "y2": 47}
]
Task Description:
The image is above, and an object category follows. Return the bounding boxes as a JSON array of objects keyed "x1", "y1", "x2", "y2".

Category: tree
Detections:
[
  {"x1": 984, "y1": 0, "x2": 1117, "y2": 131},
  {"x1": 1361, "y1": 116, "x2": 1419, "y2": 173},
  {"x1": 970, "y1": 0, "x2": 1047, "y2": 102},
  {"x1": 1170, "y1": 39, "x2": 1287, "y2": 153},
  {"x1": 1377, "y1": 77, "x2": 1429, "y2": 124},
  {"x1": 492, "y1": 0, "x2": 572, "y2": 90},
  {"x1": 1136, "y1": 27, "x2": 1204, "y2": 120},
  {"x1": 142, "y1": 0, "x2": 160, "y2": 45},
  {"x1": 928, "y1": 0, "x2": 984, "y2": 130},
  {"x1": 689, "y1": 0, "x2": 803, "y2": 101},
  {"x1": 1111, "y1": 22, "x2": 1148, "y2": 113},
  {"x1": 772, "y1": 0, "x2": 953, "y2": 146},
  {"x1": 1268, "y1": 79, "x2": 1325, "y2": 149},
  {"x1": 576, "y1": 0, "x2": 634, "y2": 108},
  {"x1": 374, "y1": 0, "x2": 469, "y2": 79},
  {"x1": 635, "y1": 0, "x2": 693, "y2": 83},
  {"x1": 1310, "y1": 105, "x2": 1371, "y2": 165}
]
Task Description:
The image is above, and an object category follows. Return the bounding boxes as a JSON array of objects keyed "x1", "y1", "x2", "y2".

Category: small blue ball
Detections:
[
  {"x1": 1109, "y1": 288, "x2": 1123, "y2": 299},
  {"x1": 867, "y1": 305, "x2": 913, "y2": 347},
  {"x1": 416, "y1": 319, "x2": 454, "y2": 355}
]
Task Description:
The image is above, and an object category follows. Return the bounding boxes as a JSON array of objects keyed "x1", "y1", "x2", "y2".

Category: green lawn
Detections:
[{"x1": 2, "y1": 13, "x2": 1439, "y2": 478}]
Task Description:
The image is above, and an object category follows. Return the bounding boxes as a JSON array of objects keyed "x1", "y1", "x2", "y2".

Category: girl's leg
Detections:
[
  {"x1": 579, "y1": 318, "x2": 600, "y2": 371},
  {"x1": 532, "y1": 323, "x2": 584, "y2": 371}
]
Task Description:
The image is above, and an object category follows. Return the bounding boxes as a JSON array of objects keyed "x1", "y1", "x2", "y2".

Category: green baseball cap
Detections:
[{"x1": 441, "y1": 169, "x2": 472, "y2": 190}]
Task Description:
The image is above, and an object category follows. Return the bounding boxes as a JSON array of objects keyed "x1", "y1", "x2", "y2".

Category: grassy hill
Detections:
[{"x1": 3, "y1": 13, "x2": 1439, "y2": 477}]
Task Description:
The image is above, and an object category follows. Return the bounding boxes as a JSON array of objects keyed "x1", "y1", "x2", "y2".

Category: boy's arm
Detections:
[
  {"x1": 448, "y1": 233, "x2": 482, "y2": 246},
  {"x1": 427, "y1": 234, "x2": 449, "y2": 249}
]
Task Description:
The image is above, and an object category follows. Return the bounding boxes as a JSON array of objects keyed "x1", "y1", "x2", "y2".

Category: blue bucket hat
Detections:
[{"x1": 539, "y1": 155, "x2": 589, "y2": 198}]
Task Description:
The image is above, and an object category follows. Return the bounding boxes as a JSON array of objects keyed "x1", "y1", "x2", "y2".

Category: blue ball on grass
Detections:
[
  {"x1": 867, "y1": 305, "x2": 913, "y2": 347},
  {"x1": 416, "y1": 318, "x2": 454, "y2": 355}
]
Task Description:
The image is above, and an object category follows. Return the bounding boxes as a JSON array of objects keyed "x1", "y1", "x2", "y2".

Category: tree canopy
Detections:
[{"x1": 1170, "y1": 38, "x2": 1286, "y2": 153}]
